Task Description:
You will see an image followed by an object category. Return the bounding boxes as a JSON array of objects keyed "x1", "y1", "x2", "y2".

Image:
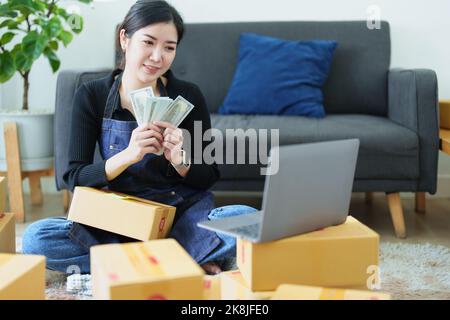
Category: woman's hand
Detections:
[
  {"x1": 124, "y1": 123, "x2": 164, "y2": 165},
  {"x1": 153, "y1": 121, "x2": 184, "y2": 165}
]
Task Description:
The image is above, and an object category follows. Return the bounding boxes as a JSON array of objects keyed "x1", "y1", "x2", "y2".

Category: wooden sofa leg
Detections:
[
  {"x1": 415, "y1": 192, "x2": 426, "y2": 214},
  {"x1": 386, "y1": 193, "x2": 406, "y2": 238},
  {"x1": 365, "y1": 192, "x2": 374, "y2": 204},
  {"x1": 28, "y1": 172, "x2": 43, "y2": 206}
]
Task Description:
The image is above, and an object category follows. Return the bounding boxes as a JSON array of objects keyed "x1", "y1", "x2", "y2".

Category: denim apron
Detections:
[{"x1": 68, "y1": 70, "x2": 222, "y2": 263}]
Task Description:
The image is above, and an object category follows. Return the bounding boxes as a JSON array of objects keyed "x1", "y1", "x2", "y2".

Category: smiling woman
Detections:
[{"x1": 21, "y1": 0, "x2": 258, "y2": 278}]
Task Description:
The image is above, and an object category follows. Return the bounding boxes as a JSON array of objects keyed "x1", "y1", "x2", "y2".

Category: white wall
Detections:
[{"x1": 1, "y1": 0, "x2": 449, "y2": 194}]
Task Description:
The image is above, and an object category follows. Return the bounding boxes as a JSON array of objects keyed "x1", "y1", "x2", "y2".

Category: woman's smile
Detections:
[{"x1": 143, "y1": 64, "x2": 160, "y2": 75}]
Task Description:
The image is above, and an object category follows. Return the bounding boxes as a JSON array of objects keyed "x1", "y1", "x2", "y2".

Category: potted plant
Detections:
[{"x1": 0, "y1": 0, "x2": 92, "y2": 171}]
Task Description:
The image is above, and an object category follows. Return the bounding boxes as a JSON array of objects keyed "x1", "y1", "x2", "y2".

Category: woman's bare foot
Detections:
[{"x1": 201, "y1": 261, "x2": 222, "y2": 275}]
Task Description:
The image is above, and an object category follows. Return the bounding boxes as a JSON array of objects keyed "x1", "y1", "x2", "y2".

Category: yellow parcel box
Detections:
[
  {"x1": 237, "y1": 216, "x2": 379, "y2": 291},
  {"x1": 221, "y1": 270, "x2": 274, "y2": 300},
  {"x1": 0, "y1": 253, "x2": 45, "y2": 300},
  {"x1": 68, "y1": 186, "x2": 176, "y2": 241},
  {"x1": 91, "y1": 239, "x2": 205, "y2": 300},
  {"x1": 0, "y1": 213, "x2": 15, "y2": 253},
  {"x1": 272, "y1": 284, "x2": 391, "y2": 300},
  {"x1": 203, "y1": 275, "x2": 221, "y2": 300}
]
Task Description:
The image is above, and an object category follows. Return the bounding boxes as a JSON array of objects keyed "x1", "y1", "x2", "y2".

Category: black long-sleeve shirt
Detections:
[{"x1": 63, "y1": 68, "x2": 220, "y2": 192}]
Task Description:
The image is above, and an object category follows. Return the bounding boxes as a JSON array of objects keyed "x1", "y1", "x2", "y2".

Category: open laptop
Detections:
[{"x1": 197, "y1": 139, "x2": 360, "y2": 243}]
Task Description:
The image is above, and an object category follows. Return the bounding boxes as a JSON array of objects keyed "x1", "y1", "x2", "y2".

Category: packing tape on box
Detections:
[
  {"x1": 109, "y1": 193, "x2": 141, "y2": 202},
  {"x1": 319, "y1": 288, "x2": 346, "y2": 300},
  {"x1": 122, "y1": 243, "x2": 165, "y2": 278}
]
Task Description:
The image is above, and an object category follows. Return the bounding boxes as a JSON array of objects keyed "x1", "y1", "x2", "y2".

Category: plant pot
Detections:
[{"x1": 0, "y1": 109, "x2": 54, "y2": 172}]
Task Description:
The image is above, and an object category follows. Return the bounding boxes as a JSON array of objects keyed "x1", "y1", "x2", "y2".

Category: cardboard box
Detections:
[
  {"x1": 203, "y1": 275, "x2": 221, "y2": 300},
  {"x1": 440, "y1": 100, "x2": 450, "y2": 129},
  {"x1": 237, "y1": 216, "x2": 379, "y2": 291},
  {"x1": 272, "y1": 284, "x2": 391, "y2": 300},
  {"x1": 0, "y1": 253, "x2": 45, "y2": 300},
  {"x1": 221, "y1": 270, "x2": 274, "y2": 300},
  {"x1": 91, "y1": 239, "x2": 205, "y2": 300},
  {"x1": 68, "y1": 187, "x2": 176, "y2": 241},
  {"x1": 0, "y1": 213, "x2": 15, "y2": 253},
  {"x1": 0, "y1": 177, "x2": 6, "y2": 213}
]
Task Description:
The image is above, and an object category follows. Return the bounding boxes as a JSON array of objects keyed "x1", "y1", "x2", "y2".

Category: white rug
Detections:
[{"x1": 379, "y1": 242, "x2": 450, "y2": 300}]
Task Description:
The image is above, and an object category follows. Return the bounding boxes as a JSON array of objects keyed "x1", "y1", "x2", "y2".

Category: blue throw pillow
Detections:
[{"x1": 218, "y1": 33, "x2": 337, "y2": 118}]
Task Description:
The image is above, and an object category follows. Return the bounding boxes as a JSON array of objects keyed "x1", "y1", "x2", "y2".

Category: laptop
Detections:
[{"x1": 197, "y1": 139, "x2": 360, "y2": 243}]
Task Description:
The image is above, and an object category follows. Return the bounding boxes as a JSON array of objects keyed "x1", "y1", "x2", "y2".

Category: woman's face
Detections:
[{"x1": 120, "y1": 22, "x2": 178, "y2": 84}]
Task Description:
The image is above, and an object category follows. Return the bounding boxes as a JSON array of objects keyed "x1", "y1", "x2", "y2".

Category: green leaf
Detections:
[
  {"x1": 56, "y1": 7, "x2": 70, "y2": 21},
  {"x1": 48, "y1": 40, "x2": 58, "y2": 51},
  {"x1": 43, "y1": 47, "x2": 60, "y2": 72},
  {"x1": 43, "y1": 16, "x2": 62, "y2": 38},
  {"x1": 22, "y1": 31, "x2": 48, "y2": 61},
  {"x1": 9, "y1": 0, "x2": 35, "y2": 16},
  {"x1": 14, "y1": 50, "x2": 33, "y2": 72},
  {"x1": 58, "y1": 30, "x2": 73, "y2": 47},
  {"x1": 0, "y1": 32, "x2": 15, "y2": 46},
  {"x1": 0, "y1": 51, "x2": 16, "y2": 83},
  {"x1": 0, "y1": 19, "x2": 15, "y2": 29}
]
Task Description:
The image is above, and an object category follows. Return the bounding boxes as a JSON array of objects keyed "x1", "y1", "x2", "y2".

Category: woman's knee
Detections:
[
  {"x1": 208, "y1": 205, "x2": 258, "y2": 220},
  {"x1": 22, "y1": 217, "x2": 69, "y2": 255}
]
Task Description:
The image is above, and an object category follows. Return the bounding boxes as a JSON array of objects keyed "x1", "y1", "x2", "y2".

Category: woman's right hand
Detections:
[{"x1": 124, "y1": 123, "x2": 164, "y2": 165}]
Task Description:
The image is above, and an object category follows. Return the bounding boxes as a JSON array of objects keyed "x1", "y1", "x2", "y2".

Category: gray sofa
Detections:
[{"x1": 55, "y1": 21, "x2": 439, "y2": 238}]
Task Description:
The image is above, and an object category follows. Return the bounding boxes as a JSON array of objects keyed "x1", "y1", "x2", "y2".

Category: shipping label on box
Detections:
[
  {"x1": 0, "y1": 213, "x2": 15, "y2": 253},
  {"x1": 68, "y1": 187, "x2": 176, "y2": 241},
  {"x1": 272, "y1": 284, "x2": 391, "y2": 300},
  {"x1": 221, "y1": 270, "x2": 274, "y2": 300},
  {"x1": 0, "y1": 253, "x2": 45, "y2": 300},
  {"x1": 91, "y1": 239, "x2": 205, "y2": 300},
  {"x1": 238, "y1": 216, "x2": 379, "y2": 291}
]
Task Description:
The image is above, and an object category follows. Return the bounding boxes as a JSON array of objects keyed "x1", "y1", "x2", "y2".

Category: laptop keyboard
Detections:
[{"x1": 227, "y1": 223, "x2": 260, "y2": 239}]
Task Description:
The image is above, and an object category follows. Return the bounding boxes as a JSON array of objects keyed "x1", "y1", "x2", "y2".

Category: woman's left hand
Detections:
[{"x1": 153, "y1": 121, "x2": 184, "y2": 165}]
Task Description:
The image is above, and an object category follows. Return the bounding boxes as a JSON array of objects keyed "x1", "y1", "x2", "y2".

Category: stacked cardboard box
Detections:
[
  {"x1": 0, "y1": 253, "x2": 46, "y2": 300},
  {"x1": 221, "y1": 270, "x2": 274, "y2": 300},
  {"x1": 0, "y1": 213, "x2": 15, "y2": 253},
  {"x1": 68, "y1": 187, "x2": 176, "y2": 241},
  {"x1": 91, "y1": 239, "x2": 205, "y2": 299},
  {"x1": 203, "y1": 275, "x2": 221, "y2": 300},
  {"x1": 272, "y1": 284, "x2": 391, "y2": 300},
  {"x1": 237, "y1": 216, "x2": 379, "y2": 292}
]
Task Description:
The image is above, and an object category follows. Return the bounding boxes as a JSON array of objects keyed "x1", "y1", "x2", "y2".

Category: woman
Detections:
[{"x1": 22, "y1": 0, "x2": 256, "y2": 275}]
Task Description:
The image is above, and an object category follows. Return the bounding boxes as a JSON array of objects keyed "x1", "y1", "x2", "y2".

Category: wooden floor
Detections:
[{"x1": 12, "y1": 192, "x2": 450, "y2": 247}]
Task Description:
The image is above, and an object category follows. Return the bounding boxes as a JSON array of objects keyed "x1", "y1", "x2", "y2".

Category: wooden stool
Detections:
[{"x1": 0, "y1": 122, "x2": 54, "y2": 223}]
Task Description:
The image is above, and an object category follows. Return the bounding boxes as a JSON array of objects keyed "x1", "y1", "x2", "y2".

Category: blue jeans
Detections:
[{"x1": 22, "y1": 205, "x2": 258, "y2": 274}]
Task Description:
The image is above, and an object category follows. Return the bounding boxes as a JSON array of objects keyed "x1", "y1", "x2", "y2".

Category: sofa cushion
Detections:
[
  {"x1": 210, "y1": 114, "x2": 419, "y2": 181},
  {"x1": 218, "y1": 33, "x2": 336, "y2": 118}
]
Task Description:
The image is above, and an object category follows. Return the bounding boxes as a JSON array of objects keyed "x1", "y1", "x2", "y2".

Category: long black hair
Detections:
[{"x1": 116, "y1": 0, "x2": 184, "y2": 69}]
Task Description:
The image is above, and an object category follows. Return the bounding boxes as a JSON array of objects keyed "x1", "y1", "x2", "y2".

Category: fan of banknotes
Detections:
[{"x1": 129, "y1": 86, "x2": 195, "y2": 128}]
